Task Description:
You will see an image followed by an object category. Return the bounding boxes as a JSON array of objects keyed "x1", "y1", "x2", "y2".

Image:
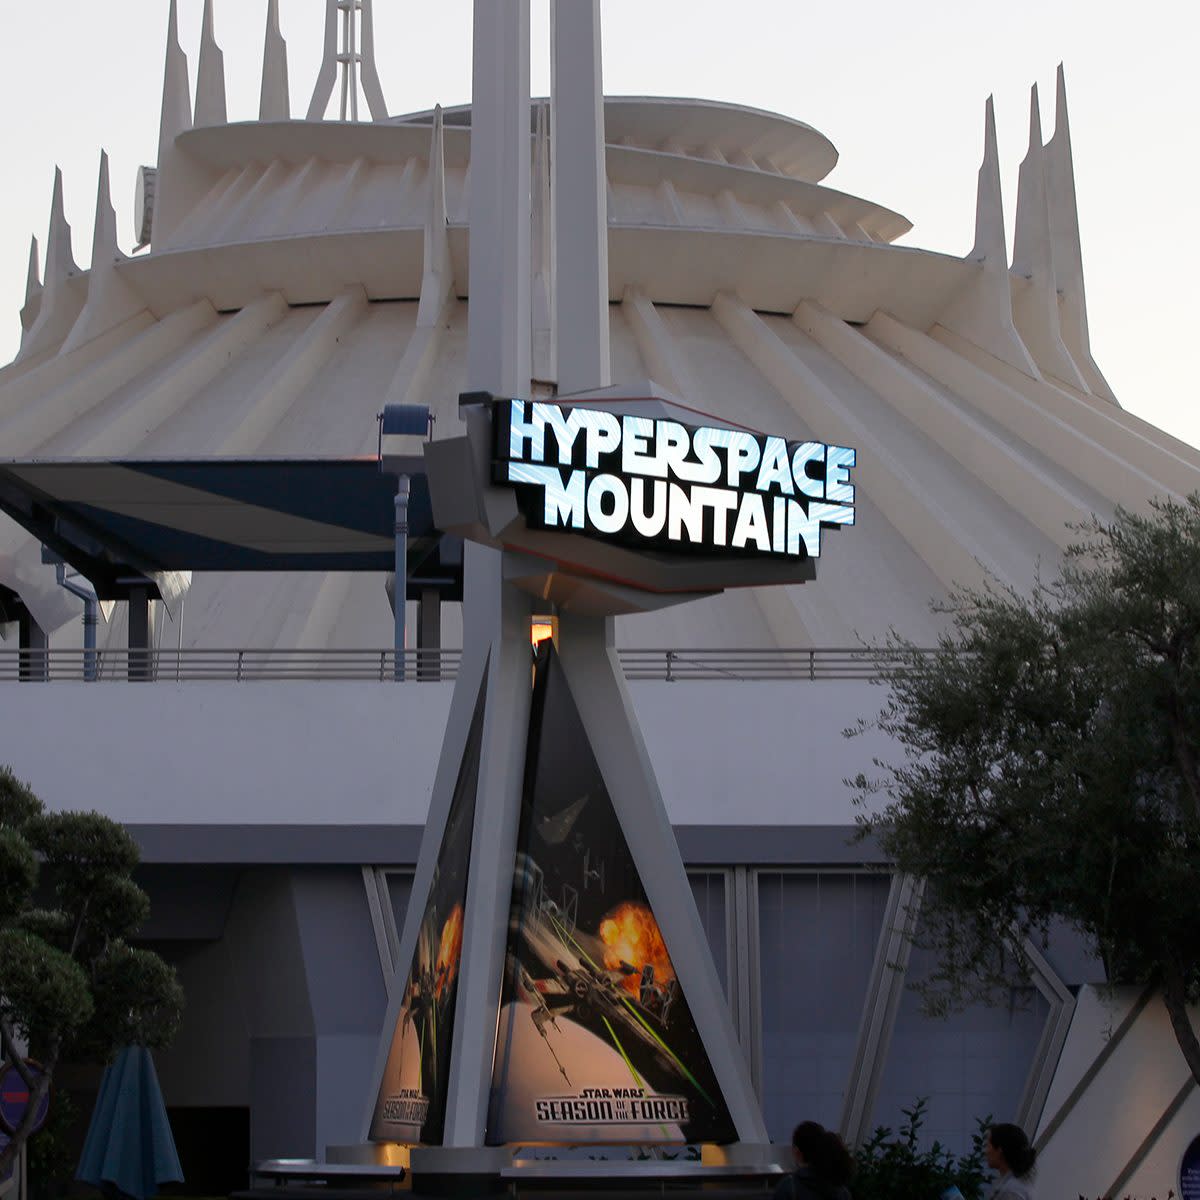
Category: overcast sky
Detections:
[{"x1": 2, "y1": 1, "x2": 1196, "y2": 445}]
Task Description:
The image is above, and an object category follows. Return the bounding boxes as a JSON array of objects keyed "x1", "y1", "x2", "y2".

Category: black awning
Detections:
[{"x1": 0, "y1": 457, "x2": 462, "y2": 602}]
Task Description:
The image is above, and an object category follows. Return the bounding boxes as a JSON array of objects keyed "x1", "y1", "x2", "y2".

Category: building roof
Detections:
[{"x1": 2, "y1": 12, "x2": 1196, "y2": 652}]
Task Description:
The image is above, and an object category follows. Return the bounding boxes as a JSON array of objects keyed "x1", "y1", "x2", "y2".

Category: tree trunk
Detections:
[{"x1": 1162, "y1": 962, "x2": 1200, "y2": 1088}]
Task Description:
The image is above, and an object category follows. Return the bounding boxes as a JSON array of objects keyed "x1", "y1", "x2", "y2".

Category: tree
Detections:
[
  {"x1": 852, "y1": 496, "x2": 1200, "y2": 1088},
  {"x1": 0, "y1": 767, "x2": 183, "y2": 1177}
]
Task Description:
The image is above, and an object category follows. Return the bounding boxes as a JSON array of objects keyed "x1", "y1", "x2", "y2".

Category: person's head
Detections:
[
  {"x1": 791, "y1": 1121, "x2": 853, "y2": 1186},
  {"x1": 985, "y1": 1123, "x2": 1036, "y2": 1179}
]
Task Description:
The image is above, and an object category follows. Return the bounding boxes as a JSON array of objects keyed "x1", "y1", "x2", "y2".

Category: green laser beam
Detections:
[{"x1": 546, "y1": 911, "x2": 716, "y2": 1109}]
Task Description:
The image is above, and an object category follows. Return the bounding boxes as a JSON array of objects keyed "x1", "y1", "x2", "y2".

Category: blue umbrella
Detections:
[{"x1": 76, "y1": 1046, "x2": 183, "y2": 1200}]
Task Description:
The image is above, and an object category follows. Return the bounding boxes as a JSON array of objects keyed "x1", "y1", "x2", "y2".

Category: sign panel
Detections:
[
  {"x1": 487, "y1": 645, "x2": 736, "y2": 1145},
  {"x1": 494, "y1": 400, "x2": 856, "y2": 561},
  {"x1": 1182, "y1": 1132, "x2": 1200, "y2": 1200},
  {"x1": 370, "y1": 672, "x2": 488, "y2": 1145},
  {"x1": 0, "y1": 1062, "x2": 48, "y2": 1137}
]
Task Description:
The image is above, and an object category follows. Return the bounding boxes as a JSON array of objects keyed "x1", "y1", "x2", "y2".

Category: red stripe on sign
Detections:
[{"x1": 2, "y1": 1092, "x2": 30, "y2": 1103}]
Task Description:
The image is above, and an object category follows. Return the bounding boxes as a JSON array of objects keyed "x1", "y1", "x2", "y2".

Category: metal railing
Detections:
[
  {"x1": 0, "y1": 647, "x2": 462, "y2": 683},
  {"x1": 0, "y1": 646, "x2": 922, "y2": 683}
]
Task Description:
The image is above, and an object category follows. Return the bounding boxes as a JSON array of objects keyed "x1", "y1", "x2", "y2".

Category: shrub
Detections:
[{"x1": 852, "y1": 1098, "x2": 989, "y2": 1200}]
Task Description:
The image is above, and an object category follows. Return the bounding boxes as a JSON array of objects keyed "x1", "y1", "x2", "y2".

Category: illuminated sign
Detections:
[{"x1": 494, "y1": 399, "x2": 856, "y2": 560}]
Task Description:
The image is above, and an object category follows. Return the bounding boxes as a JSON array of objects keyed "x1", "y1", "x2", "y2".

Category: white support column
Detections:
[
  {"x1": 552, "y1": 0, "x2": 610, "y2": 395},
  {"x1": 440, "y1": 4, "x2": 532, "y2": 1149},
  {"x1": 466, "y1": 0, "x2": 531, "y2": 398},
  {"x1": 379, "y1": 2, "x2": 535, "y2": 1165}
]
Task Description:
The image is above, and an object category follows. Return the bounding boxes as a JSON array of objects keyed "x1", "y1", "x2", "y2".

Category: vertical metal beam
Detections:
[
  {"x1": 733, "y1": 864, "x2": 762, "y2": 1095},
  {"x1": 551, "y1": 0, "x2": 610, "y2": 394},
  {"x1": 839, "y1": 873, "x2": 925, "y2": 1146},
  {"x1": 361, "y1": 866, "x2": 396, "y2": 987},
  {"x1": 442, "y1": 563, "x2": 533, "y2": 1147},
  {"x1": 393, "y1": 481, "x2": 409, "y2": 680},
  {"x1": 1015, "y1": 936, "x2": 1076, "y2": 1136}
]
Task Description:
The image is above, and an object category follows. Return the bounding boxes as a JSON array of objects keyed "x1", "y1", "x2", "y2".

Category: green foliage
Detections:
[
  {"x1": 0, "y1": 766, "x2": 43, "y2": 828},
  {"x1": 0, "y1": 929, "x2": 93, "y2": 1050},
  {"x1": 25, "y1": 1088, "x2": 75, "y2": 1197},
  {"x1": 0, "y1": 827, "x2": 37, "y2": 921},
  {"x1": 852, "y1": 497, "x2": 1200, "y2": 1082},
  {"x1": 0, "y1": 775, "x2": 182, "y2": 1176},
  {"x1": 79, "y1": 943, "x2": 184, "y2": 1057},
  {"x1": 852, "y1": 1099, "x2": 988, "y2": 1200}
]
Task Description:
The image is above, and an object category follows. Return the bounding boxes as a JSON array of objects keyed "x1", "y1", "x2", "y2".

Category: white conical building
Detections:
[{"x1": 0, "y1": 8, "x2": 1195, "y2": 1198}]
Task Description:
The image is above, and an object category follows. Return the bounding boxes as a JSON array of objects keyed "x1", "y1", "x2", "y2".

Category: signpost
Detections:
[{"x1": 359, "y1": 1, "x2": 858, "y2": 1187}]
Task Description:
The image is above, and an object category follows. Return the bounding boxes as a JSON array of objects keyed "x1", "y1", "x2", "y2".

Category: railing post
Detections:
[
  {"x1": 666, "y1": 649, "x2": 675, "y2": 683},
  {"x1": 236, "y1": 649, "x2": 244, "y2": 682},
  {"x1": 810, "y1": 648, "x2": 815, "y2": 682}
]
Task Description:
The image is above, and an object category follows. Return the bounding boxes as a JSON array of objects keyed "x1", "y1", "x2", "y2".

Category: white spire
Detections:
[
  {"x1": 24, "y1": 236, "x2": 41, "y2": 307},
  {"x1": 90, "y1": 150, "x2": 122, "y2": 268},
  {"x1": 936, "y1": 95, "x2": 1039, "y2": 378},
  {"x1": 61, "y1": 151, "x2": 148, "y2": 355},
  {"x1": 417, "y1": 105, "x2": 454, "y2": 327},
  {"x1": 971, "y1": 96, "x2": 1006, "y2": 263},
  {"x1": 1010, "y1": 83, "x2": 1090, "y2": 392},
  {"x1": 46, "y1": 168, "x2": 79, "y2": 282},
  {"x1": 309, "y1": 0, "x2": 388, "y2": 121},
  {"x1": 16, "y1": 170, "x2": 84, "y2": 362},
  {"x1": 260, "y1": 0, "x2": 291, "y2": 121},
  {"x1": 1045, "y1": 64, "x2": 1116, "y2": 401},
  {"x1": 195, "y1": 0, "x2": 228, "y2": 127},
  {"x1": 158, "y1": 0, "x2": 192, "y2": 165},
  {"x1": 19, "y1": 236, "x2": 42, "y2": 342},
  {"x1": 1011, "y1": 84, "x2": 1048, "y2": 282}
]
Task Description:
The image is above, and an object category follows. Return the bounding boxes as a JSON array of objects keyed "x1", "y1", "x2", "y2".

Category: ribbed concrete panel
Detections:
[{"x1": 5, "y1": 90, "x2": 1194, "y2": 649}]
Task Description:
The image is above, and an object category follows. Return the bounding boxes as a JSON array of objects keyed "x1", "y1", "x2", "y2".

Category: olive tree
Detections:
[
  {"x1": 0, "y1": 768, "x2": 183, "y2": 1176},
  {"x1": 853, "y1": 496, "x2": 1200, "y2": 1086}
]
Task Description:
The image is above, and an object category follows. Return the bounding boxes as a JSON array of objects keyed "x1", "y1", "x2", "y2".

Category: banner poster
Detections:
[
  {"x1": 369, "y1": 667, "x2": 488, "y2": 1145},
  {"x1": 487, "y1": 644, "x2": 736, "y2": 1146}
]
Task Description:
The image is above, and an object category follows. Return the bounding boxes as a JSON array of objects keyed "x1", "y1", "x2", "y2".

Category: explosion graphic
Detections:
[
  {"x1": 599, "y1": 902, "x2": 674, "y2": 994},
  {"x1": 435, "y1": 904, "x2": 464, "y2": 998}
]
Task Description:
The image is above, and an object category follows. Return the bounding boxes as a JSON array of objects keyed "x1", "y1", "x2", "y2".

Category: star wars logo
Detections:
[
  {"x1": 534, "y1": 1087, "x2": 690, "y2": 1125},
  {"x1": 381, "y1": 1089, "x2": 429, "y2": 1126},
  {"x1": 494, "y1": 399, "x2": 856, "y2": 561}
]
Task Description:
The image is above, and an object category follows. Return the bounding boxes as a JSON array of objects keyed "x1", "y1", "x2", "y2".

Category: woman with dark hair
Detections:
[
  {"x1": 985, "y1": 1123, "x2": 1037, "y2": 1199},
  {"x1": 773, "y1": 1120, "x2": 854, "y2": 1200}
]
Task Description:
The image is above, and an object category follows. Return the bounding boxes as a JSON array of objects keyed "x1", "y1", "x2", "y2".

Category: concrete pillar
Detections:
[
  {"x1": 128, "y1": 586, "x2": 152, "y2": 681},
  {"x1": 552, "y1": 0, "x2": 611, "y2": 394},
  {"x1": 18, "y1": 612, "x2": 49, "y2": 681},
  {"x1": 417, "y1": 587, "x2": 442, "y2": 681}
]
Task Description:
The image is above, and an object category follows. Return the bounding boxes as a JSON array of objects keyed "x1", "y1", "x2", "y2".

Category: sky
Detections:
[{"x1": 1, "y1": 1, "x2": 1197, "y2": 444}]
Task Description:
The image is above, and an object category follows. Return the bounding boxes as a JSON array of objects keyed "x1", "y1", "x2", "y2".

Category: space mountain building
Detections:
[{"x1": 1, "y1": 1, "x2": 1197, "y2": 1196}]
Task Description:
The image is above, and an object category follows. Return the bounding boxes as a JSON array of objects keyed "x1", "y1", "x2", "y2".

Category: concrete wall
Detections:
[
  {"x1": 150, "y1": 866, "x2": 389, "y2": 1163},
  {"x1": 1036, "y1": 985, "x2": 1200, "y2": 1199},
  {"x1": 0, "y1": 679, "x2": 892, "y2": 828}
]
